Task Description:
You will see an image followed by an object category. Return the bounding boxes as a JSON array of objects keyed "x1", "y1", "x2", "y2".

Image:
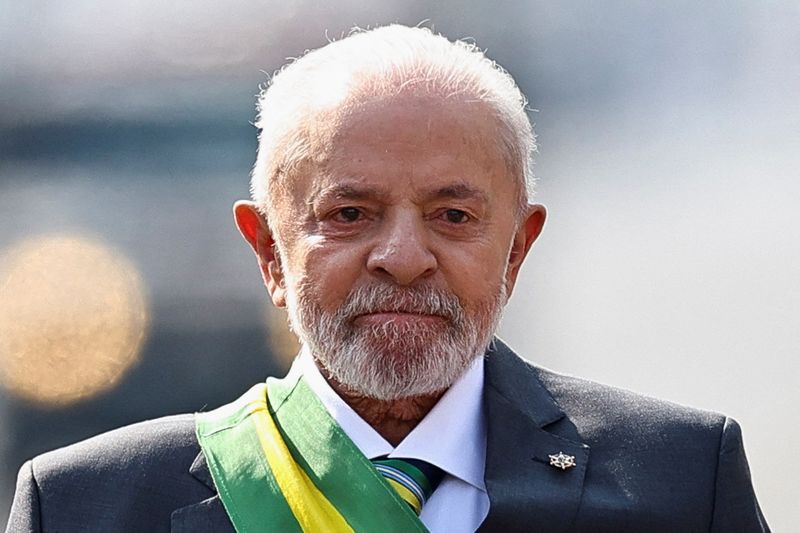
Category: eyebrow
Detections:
[
  {"x1": 427, "y1": 183, "x2": 489, "y2": 203},
  {"x1": 309, "y1": 181, "x2": 488, "y2": 205},
  {"x1": 310, "y1": 183, "x2": 387, "y2": 205}
]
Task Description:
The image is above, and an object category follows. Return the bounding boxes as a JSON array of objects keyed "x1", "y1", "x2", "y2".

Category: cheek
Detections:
[
  {"x1": 440, "y1": 240, "x2": 510, "y2": 301},
  {"x1": 291, "y1": 239, "x2": 367, "y2": 306}
]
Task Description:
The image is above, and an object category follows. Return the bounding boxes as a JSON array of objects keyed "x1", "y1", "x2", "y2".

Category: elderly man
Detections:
[{"x1": 7, "y1": 25, "x2": 768, "y2": 533}]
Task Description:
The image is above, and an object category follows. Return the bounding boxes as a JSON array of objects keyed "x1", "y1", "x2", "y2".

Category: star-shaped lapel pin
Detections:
[{"x1": 548, "y1": 451, "x2": 576, "y2": 471}]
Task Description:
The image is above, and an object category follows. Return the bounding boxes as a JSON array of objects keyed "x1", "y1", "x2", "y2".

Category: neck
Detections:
[{"x1": 323, "y1": 373, "x2": 444, "y2": 446}]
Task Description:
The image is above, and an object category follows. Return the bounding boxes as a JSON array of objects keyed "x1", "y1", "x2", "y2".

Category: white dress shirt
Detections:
[{"x1": 294, "y1": 348, "x2": 490, "y2": 532}]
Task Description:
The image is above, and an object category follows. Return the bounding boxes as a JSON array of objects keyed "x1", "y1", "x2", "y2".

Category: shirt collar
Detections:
[{"x1": 296, "y1": 347, "x2": 487, "y2": 491}]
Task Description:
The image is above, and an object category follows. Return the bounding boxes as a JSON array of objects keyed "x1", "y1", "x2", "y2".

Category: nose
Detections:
[{"x1": 366, "y1": 211, "x2": 437, "y2": 285}]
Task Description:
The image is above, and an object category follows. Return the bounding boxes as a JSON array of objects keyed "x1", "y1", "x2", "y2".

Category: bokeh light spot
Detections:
[{"x1": 0, "y1": 234, "x2": 149, "y2": 407}]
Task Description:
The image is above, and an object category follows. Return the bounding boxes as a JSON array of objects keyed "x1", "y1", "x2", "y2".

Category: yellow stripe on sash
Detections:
[{"x1": 251, "y1": 405, "x2": 354, "y2": 532}]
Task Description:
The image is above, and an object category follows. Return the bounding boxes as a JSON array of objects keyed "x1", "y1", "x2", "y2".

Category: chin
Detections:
[{"x1": 323, "y1": 334, "x2": 479, "y2": 401}]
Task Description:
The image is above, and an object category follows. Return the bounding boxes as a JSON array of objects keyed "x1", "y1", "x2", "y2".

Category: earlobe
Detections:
[
  {"x1": 233, "y1": 201, "x2": 287, "y2": 308},
  {"x1": 505, "y1": 204, "x2": 547, "y2": 295}
]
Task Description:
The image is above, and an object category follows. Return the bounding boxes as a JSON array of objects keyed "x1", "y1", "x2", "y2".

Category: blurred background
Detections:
[{"x1": 1, "y1": 1, "x2": 797, "y2": 529}]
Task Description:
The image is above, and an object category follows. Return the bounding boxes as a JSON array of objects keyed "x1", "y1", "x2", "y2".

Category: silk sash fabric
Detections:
[{"x1": 195, "y1": 374, "x2": 428, "y2": 533}]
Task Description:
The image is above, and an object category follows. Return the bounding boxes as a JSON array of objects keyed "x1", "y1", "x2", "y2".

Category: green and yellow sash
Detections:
[{"x1": 195, "y1": 372, "x2": 429, "y2": 533}]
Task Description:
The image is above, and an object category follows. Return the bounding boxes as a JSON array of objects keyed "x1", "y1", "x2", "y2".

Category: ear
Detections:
[
  {"x1": 505, "y1": 203, "x2": 547, "y2": 297},
  {"x1": 233, "y1": 200, "x2": 287, "y2": 308}
]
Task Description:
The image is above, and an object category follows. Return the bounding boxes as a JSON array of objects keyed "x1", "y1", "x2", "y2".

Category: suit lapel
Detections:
[
  {"x1": 170, "y1": 451, "x2": 235, "y2": 532},
  {"x1": 479, "y1": 340, "x2": 589, "y2": 533}
]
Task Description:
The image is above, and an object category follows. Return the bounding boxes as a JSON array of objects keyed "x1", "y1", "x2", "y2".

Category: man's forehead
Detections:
[{"x1": 304, "y1": 89, "x2": 496, "y2": 149}]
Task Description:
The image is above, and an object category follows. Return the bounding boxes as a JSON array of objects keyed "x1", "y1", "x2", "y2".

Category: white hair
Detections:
[{"x1": 250, "y1": 24, "x2": 536, "y2": 226}]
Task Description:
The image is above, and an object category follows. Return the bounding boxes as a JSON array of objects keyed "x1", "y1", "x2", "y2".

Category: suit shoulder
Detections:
[
  {"x1": 11, "y1": 416, "x2": 217, "y2": 531},
  {"x1": 533, "y1": 363, "x2": 727, "y2": 439},
  {"x1": 31, "y1": 413, "x2": 200, "y2": 485},
  {"x1": 486, "y1": 341, "x2": 727, "y2": 442}
]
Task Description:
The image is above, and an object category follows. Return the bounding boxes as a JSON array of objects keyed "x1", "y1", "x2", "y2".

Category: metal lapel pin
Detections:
[{"x1": 548, "y1": 451, "x2": 576, "y2": 470}]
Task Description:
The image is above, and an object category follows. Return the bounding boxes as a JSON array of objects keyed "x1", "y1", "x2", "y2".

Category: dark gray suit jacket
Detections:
[{"x1": 6, "y1": 341, "x2": 769, "y2": 532}]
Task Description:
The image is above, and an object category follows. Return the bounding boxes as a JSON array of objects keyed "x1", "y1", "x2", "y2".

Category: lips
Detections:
[
  {"x1": 352, "y1": 311, "x2": 447, "y2": 326},
  {"x1": 351, "y1": 303, "x2": 449, "y2": 320}
]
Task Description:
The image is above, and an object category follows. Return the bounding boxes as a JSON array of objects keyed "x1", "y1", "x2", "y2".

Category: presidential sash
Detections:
[{"x1": 195, "y1": 373, "x2": 428, "y2": 532}]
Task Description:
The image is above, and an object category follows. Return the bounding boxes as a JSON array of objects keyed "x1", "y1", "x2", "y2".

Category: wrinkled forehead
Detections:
[{"x1": 309, "y1": 91, "x2": 510, "y2": 173}]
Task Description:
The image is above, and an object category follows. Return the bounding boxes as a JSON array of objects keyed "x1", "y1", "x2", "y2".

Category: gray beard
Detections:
[{"x1": 284, "y1": 281, "x2": 506, "y2": 400}]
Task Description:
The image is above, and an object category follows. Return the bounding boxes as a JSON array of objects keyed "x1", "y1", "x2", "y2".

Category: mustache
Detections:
[{"x1": 335, "y1": 284, "x2": 464, "y2": 321}]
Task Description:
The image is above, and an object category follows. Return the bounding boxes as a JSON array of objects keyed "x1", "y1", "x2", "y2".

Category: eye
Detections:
[
  {"x1": 333, "y1": 207, "x2": 362, "y2": 222},
  {"x1": 443, "y1": 209, "x2": 470, "y2": 224}
]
